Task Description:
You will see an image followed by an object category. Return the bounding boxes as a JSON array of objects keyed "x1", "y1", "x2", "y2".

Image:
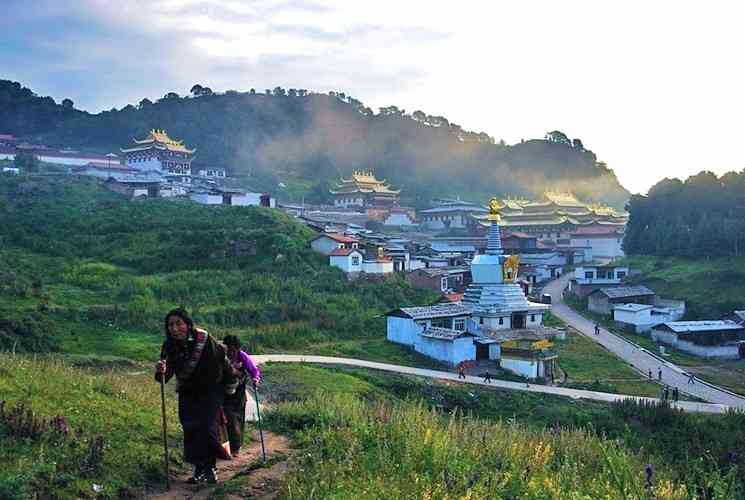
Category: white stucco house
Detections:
[{"x1": 329, "y1": 248, "x2": 364, "y2": 274}]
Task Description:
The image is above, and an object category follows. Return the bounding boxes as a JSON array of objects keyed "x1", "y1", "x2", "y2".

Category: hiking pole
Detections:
[
  {"x1": 253, "y1": 382, "x2": 267, "y2": 462},
  {"x1": 158, "y1": 363, "x2": 171, "y2": 490}
]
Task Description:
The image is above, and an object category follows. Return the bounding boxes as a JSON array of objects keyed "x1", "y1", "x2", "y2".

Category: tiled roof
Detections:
[
  {"x1": 572, "y1": 225, "x2": 624, "y2": 236},
  {"x1": 387, "y1": 304, "x2": 471, "y2": 320},
  {"x1": 420, "y1": 327, "x2": 470, "y2": 341},
  {"x1": 661, "y1": 320, "x2": 744, "y2": 333},
  {"x1": 312, "y1": 232, "x2": 359, "y2": 244},
  {"x1": 329, "y1": 248, "x2": 362, "y2": 256},
  {"x1": 594, "y1": 286, "x2": 655, "y2": 299}
]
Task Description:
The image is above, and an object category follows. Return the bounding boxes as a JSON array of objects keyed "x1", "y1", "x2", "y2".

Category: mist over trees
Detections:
[
  {"x1": 0, "y1": 79, "x2": 629, "y2": 207},
  {"x1": 624, "y1": 171, "x2": 745, "y2": 257}
]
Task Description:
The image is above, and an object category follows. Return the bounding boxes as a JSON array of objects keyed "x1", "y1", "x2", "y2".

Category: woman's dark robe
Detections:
[{"x1": 156, "y1": 331, "x2": 230, "y2": 468}]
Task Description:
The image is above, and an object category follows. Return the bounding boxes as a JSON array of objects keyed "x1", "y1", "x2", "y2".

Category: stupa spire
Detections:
[{"x1": 486, "y1": 197, "x2": 503, "y2": 255}]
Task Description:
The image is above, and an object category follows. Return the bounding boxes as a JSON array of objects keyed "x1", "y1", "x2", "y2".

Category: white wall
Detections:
[
  {"x1": 126, "y1": 156, "x2": 162, "y2": 172},
  {"x1": 231, "y1": 192, "x2": 262, "y2": 206},
  {"x1": 614, "y1": 307, "x2": 652, "y2": 326},
  {"x1": 570, "y1": 237, "x2": 624, "y2": 259},
  {"x1": 190, "y1": 193, "x2": 223, "y2": 205},
  {"x1": 476, "y1": 315, "x2": 512, "y2": 331},
  {"x1": 501, "y1": 357, "x2": 539, "y2": 379},
  {"x1": 334, "y1": 197, "x2": 364, "y2": 208},
  {"x1": 330, "y1": 253, "x2": 362, "y2": 273},
  {"x1": 414, "y1": 336, "x2": 475, "y2": 366},
  {"x1": 386, "y1": 317, "x2": 423, "y2": 346},
  {"x1": 363, "y1": 260, "x2": 394, "y2": 274},
  {"x1": 651, "y1": 328, "x2": 743, "y2": 359}
]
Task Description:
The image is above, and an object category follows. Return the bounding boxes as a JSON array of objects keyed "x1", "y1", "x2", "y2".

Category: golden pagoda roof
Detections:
[
  {"x1": 122, "y1": 129, "x2": 196, "y2": 154},
  {"x1": 330, "y1": 170, "x2": 401, "y2": 195}
]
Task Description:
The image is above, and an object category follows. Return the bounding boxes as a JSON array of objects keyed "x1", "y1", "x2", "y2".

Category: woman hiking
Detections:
[
  {"x1": 222, "y1": 335, "x2": 261, "y2": 458},
  {"x1": 155, "y1": 308, "x2": 234, "y2": 484}
]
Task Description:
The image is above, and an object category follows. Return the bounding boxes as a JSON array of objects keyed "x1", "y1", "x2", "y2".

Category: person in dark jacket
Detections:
[
  {"x1": 155, "y1": 308, "x2": 233, "y2": 484},
  {"x1": 222, "y1": 335, "x2": 261, "y2": 458}
]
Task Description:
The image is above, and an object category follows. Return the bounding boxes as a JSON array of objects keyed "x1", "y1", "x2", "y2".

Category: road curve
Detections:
[
  {"x1": 253, "y1": 354, "x2": 732, "y2": 414},
  {"x1": 542, "y1": 274, "x2": 745, "y2": 409}
]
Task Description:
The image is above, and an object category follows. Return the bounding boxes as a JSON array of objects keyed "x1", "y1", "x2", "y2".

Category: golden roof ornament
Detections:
[{"x1": 487, "y1": 197, "x2": 501, "y2": 222}]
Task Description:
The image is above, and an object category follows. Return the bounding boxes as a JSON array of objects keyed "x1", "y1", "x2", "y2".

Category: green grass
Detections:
[
  {"x1": 269, "y1": 393, "x2": 740, "y2": 499},
  {"x1": 622, "y1": 255, "x2": 745, "y2": 320},
  {"x1": 0, "y1": 353, "x2": 183, "y2": 499},
  {"x1": 554, "y1": 330, "x2": 661, "y2": 397}
]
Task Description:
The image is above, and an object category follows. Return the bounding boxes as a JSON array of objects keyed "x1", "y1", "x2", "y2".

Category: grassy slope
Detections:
[{"x1": 623, "y1": 255, "x2": 745, "y2": 320}]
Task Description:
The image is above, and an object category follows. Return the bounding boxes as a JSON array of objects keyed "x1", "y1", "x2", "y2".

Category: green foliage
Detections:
[
  {"x1": 0, "y1": 353, "x2": 181, "y2": 499},
  {"x1": 0, "y1": 78, "x2": 630, "y2": 207},
  {"x1": 624, "y1": 170, "x2": 745, "y2": 257},
  {"x1": 270, "y1": 393, "x2": 718, "y2": 499}
]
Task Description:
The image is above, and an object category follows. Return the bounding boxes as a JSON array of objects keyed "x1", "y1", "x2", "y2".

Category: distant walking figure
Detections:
[
  {"x1": 672, "y1": 387, "x2": 679, "y2": 402},
  {"x1": 594, "y1": 323, "x2": 600, "y2": 336},
  {"x1": 663, "y1": 385, "x2": 669, "y2": 401},
  {"x1": 483, "y1": 371, "x2": 492, "y2": 384},
  {"x1": 657, "y1": 367, "x2": 662, "y2": 381},
  {"x1": 458, "y1": 363, "x2": 466, "y2": 380},
  {"x1": 648, "y1": 369, "x2": 652, "y2": 380},
  {"x1": 688, "y1": 373, "x2": 695, "y2": 385},
  {"x1": 645, "y1": 463, "x2": 654, "y2": 489}
]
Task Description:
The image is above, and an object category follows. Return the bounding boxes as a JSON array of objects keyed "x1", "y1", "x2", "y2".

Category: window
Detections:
[
  {"x1": 351, "y1": 256, "x2": 360, "y2": 266},
  {"x1": 479, "y1": 317, "x2": 484, "y2": 325},
  {"x1": 498, "y1": 317, "x2": 504, "y2": 325},
  {"x1": 616, "y1": 271, "x2": 626, "y2": 279},
  {"x1": 441, "y1": 277, "x2": 448, "y2": 291},
  {"x1": 530, "y1": 314, "x2": 535, "y2": 322},
  {"x1": 585, "y1": 271, "x2": 594, "y2": 279},
  {"x1": 454, "y1": 319, "x2": 465, "y2": 330}
]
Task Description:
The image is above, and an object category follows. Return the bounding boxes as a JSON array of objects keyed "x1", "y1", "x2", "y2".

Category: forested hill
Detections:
[{"x1": 0, "y1": 79, "x2": 630, "y2": 207}]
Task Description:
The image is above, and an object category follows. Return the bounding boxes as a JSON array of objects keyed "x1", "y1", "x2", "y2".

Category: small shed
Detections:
[
  {"x1": 651, "y1": 321, "x2": 745, "y2": 359},
  {"x1": 588, "y1": 285, "x2": 655, "y2": 315}
]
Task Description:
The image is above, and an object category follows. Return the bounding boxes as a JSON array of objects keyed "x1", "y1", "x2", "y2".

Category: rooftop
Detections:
[
  {"x1": 614, "y1": 303, "x2": 653, "y2": 312},
  {"x1": 329, "y1": 248, "x2": 362, "y2": 257},
  {"x1": 420, "y1": 327, "x2": 471, "y2": 341},
  {"x1": 312, "y1": 232, "x2": 359, "y2": 244},
  {"x1": 387, "y1": 304, "x2": 471, "y2": 320},
  {"x1": 594, "y1": 285, "x2": 655, "y2": 299},
  {"x1": 661, "y1": 321, "x2": 744, "y2": 333}
]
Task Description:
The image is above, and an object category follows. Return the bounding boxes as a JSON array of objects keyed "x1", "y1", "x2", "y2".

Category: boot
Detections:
[
  {"x1": 187, "y1": 465, "x2": 207, "y2": 484},
  {"x1": 205, "y1": 467, "x2": 218, "y2": 484}
]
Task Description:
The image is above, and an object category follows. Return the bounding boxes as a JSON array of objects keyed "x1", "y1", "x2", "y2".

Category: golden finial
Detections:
[{"x1": 487, "y1": 197, "x2": 501, "y2": 222}]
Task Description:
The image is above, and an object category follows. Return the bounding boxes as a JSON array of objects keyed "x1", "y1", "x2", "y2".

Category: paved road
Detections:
[
  {"x1": 253, "y1": 354, "x2": 731, "y2": 414},
  {"x1": 543, "y1": 275, "x2": 745, "y2": 409}
]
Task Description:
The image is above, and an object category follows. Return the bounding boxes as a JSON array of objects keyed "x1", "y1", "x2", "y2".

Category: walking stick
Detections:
[
  {"x1": 159, "y1": 367, "x2": 171, "y2": 490},
  {"x1": 253, "y1": 382, "x2": 267, "y2": 462}
]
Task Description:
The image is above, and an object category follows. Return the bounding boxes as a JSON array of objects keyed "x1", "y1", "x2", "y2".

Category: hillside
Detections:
[
  {"x1": 0, "y1": 175, "x2": 435, "y2": 355},
  {"x1": 0, "y1": 79, "x2": 630, "y2": 207},
  {"x1": 623, "y1": 255, "x2": 745, "y2": 320}
]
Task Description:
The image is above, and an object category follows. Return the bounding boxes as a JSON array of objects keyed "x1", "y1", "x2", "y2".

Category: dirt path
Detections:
[{"x1": 148, "y1": 431, "x2": 291, "y2": 500}]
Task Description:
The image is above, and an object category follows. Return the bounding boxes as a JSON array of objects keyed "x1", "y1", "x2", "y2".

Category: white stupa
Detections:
[{"x1": 462, "y1": 197, "x2": 550, "y2": 331}]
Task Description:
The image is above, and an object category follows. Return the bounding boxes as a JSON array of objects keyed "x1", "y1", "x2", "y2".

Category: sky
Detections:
[{"x1": 3, "y1": 0, "x2": 745, "y2": 195}]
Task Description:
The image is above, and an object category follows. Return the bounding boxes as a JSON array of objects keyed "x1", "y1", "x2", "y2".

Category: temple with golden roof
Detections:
[
  {"x1": 470, "y1": 191, "x2": 627, "y2": 241},
  {"x1": 330, "y1": 170, "x2": 400, "y2": 208},
  {"x1": 120, "y1": 129, "x2": 196, "y2": 183}
]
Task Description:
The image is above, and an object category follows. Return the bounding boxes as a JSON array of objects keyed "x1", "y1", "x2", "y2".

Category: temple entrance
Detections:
[
  {"x1": 513, "y1": 314, "x2": 526, "y2": 329},
  {"x1": 476, "y1": 342, "x2": 490, "y2": 360}
]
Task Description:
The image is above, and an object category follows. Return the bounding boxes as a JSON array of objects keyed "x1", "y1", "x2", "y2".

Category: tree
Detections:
[
  {"x1": 572, "y1": 138, "x2": 584, "y2": 150},
  {"x1": 546, "y1": 130, "x2": 571, "y2": 145},
  {"x1": 249, "y1": 88, "x2": 256, "y2": 95},
  {"x1": 61, "y1": 98, "x2": 74, "y2": 109},
  {"x1": 161, "y1": 92, "x2": 180, "y2": 101},
  {"x1": 273, "y1": 87, "x2": 286, "y2": 97},
  {"x1": 14, "y1": 151, "x2": 40, "y2": 172},
  {"x1": 190, "y1": 84, "x2": 204, "y2": 97},
  {"x1": 138, "y1": 98, "x2": 153, "y2": 108}
]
